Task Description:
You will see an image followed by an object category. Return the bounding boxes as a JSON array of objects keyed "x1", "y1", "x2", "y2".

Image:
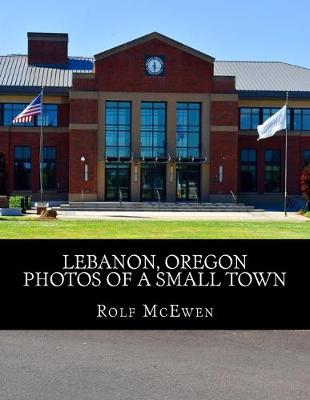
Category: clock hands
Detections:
[{"x1": 145, "y1": 56, "x2": 164, "y2": 75}]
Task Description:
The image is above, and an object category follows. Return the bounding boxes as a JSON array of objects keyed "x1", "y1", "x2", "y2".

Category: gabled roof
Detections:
[
  {"x1": 94, "y1": 32, "x2": 215, "y2": 64},
  {"x1": 214, "y1": 61, "x2": 310, "y2": 92},
  {"x1": 1, "y1": 50, "x2": 310, "y2": 96},
  {"x1": 0, "y1": 55, "x2": 93, "y2": 92}
]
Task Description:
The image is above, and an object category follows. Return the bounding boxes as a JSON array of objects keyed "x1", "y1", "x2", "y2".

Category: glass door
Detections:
[
  {"x1": 141, "y1": 163, "x2": 165, "y2": 201},
  {"x1": 176, "y1": 164, "x2": 200, "y2": 201},
  {"x1": 105, "y1": 163, "x2": 130, "y2": 201}
]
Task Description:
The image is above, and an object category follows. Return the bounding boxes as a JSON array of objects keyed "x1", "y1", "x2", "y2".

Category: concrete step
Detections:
[
  {"x1": 57, "y1": 208, "x2": 264, "y2": 213},
  {"x1": 66, "y1": 202, "x2": 249, "y2": 207},
  {"x1": 59, "y1": 201, "x2": 264, "y2": 212}
]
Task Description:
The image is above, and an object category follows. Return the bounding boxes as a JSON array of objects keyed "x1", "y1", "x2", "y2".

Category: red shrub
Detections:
[{"x1": 300, "y1": 166, "x2": 310, "y2": 200}]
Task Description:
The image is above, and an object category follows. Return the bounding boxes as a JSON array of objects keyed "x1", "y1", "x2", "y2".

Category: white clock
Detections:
[{"x1": 145, "y1": 56, "x2": 164, "y2": 76}]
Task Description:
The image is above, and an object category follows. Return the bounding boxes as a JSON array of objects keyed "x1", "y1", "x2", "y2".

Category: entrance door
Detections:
[
  {"x1": 176, "y1": 164, "x2": 200, "y2": 201},
  {"x1": 105, "y1": 163, "x2": 130, "y2": 201},
  {"x1": 141, "y1": 164, "x2": 165, "y2": 201}
]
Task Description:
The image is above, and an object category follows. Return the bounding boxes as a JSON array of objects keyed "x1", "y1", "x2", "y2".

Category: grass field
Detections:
[{"x1": 0, "y1": 217, "x2": 309, "y2": 238}]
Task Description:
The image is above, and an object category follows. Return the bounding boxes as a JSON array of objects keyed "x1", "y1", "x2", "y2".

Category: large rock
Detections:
[{"x1": 40, "y1": 209, "x2": 57, "y2": 219}]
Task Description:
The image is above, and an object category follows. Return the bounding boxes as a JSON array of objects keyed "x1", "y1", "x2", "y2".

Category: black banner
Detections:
[{"x1": 1, "y1": 239, "x2": 309, "y2": 329}]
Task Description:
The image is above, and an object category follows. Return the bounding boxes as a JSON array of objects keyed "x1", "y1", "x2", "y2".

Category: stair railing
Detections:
[
  {"x1": 119, "y1": 189, "x2": 123, "y2": 208},
  {"x1": 194, "y1": 189, "x2": 199, "y2": 207},
  {"x1": 230, "y1": 190, "x2": 238, "y2": 204}
]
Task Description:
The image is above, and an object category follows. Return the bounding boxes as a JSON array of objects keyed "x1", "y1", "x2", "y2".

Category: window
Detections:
[
  {"x1": 176, "y1": 103, "x2": 200, "y2": 157},
  {"x1": 14, "y1": 146, "x2": 31, "y2": 190},
  {"x1": 286, "y1": 108, "x2": 291, "y2": 130},
  {"x1": 4, "y1": 104, "x2": 34, "y2": 127},
  {"x1": 293, "y1": 109, "x2": 310, "y2": 131},
  {"x1": 37, "y1": 105, "x2": 58, "y2": 127},
  {"x1": 141, "y1": 102, "x2": 166, "y2": 157},
  {"x1": 240, "y1": 149, "x2": 257, "y2": 192},
  {"x1": 42, "y1": 147, "x2": 56, "y2": 190},
  {"x1": 304, "y1": 150, "x2": 310, "y2": 167},
  {"x1": 263, "y1": 108, "x2": 280, "y2": 122},
  {"x1": 239, "y1": 107, "x2": 292, "y2": 131},
  {"x1": 3, "y1": 103, "x2": 58, "y2": 127},
  {"x1": 239, "y1": 108, "x2": 259, "y2": 130},
  {"x1": 264, "y1": 149, "x2": 281, "y2": 192},
  {"x1": 105, "y1": 101, "x2": 131, "y2": 157}
]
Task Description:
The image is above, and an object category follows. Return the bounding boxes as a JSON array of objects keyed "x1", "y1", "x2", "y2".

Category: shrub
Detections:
[
  {"x1": 9, "y1": 196, "x2": 23, "y2": 208},
  {"x1": 300, "y1": 166, "x2": 310, "y2": 201},
  {"x1": 9, "y1": 195, "x2": 32, "y2": 212},
  {"x1": 0, "y1": 152, "x2": 6, "y2": 194}
]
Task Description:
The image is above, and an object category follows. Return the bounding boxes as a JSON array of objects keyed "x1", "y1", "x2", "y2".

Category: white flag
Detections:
[{"x1": 257, "y1": 105, "x2": 287, "y2": 141}]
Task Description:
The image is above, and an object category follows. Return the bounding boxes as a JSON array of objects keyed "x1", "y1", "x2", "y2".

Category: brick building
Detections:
[{"x1": 1, "y1": 32, "x2": 310, "y2": 208}]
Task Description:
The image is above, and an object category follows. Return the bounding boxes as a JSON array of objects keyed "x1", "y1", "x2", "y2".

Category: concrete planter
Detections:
[
  {"x1": 0, "y1": 207, "x2": 22, "y2": 216},
  {"x1": 35, "y1": 202, "x2": 49, "y2": 215}
]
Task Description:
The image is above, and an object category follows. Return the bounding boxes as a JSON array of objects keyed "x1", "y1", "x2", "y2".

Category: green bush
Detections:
[
  {"x1": 305, "y1": 211, "x2": 310, "y2": 218},
  {"x1": 9, "y1": 195, "x2": 32, "y2": 212},
  {"x1": 9, "y1": 196, "x2": 23, "y2": 208}
]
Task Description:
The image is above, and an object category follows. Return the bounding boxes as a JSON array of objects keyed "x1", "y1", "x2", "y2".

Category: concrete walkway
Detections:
[{"x1": 51, "y1": 210, "x2": 308, "y2": 222}]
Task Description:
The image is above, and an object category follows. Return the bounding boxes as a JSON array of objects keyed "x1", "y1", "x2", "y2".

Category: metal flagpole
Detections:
[
  {"x1": 39, "y1": 87, "x2": 44, "y2": 204},
  {"x1": 284, "y1": 91, "x2": 289, "y2": 216}
]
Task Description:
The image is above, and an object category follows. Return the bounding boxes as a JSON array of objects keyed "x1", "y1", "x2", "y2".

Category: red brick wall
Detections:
[
  {"x1": 69, "y1": 99, "x2": 98, "y2": 124},
  {"x1": 209, "y1": 132, "x2": 239, "y2": 194},
  {"x1": 211, "y1": 101, "x2": 238, "y2": 126},
  {"x1": 69, "y1": 130, "x2": 97, "y2": 194},
  {"x1": 212, "y1": 77, "x2": 236, "y2": 93},
  {"x1": 238, "y1": 135, "x2": 310, "y2": 194},
  {"x1": 0, "y1": 132, "x2": 9, "y2": 193},
  {"x1": 95, "y1": 38, "x2": 214, "y2": 93},
  {"x1": 4, "y1": 131, "x2": 68, "y2": 194},
  {"x1": 28, "y1": 40, "x2": 68, "y2": 65},
  {"x1": 58, "y1": 104, "x2": 69, "y2": 127},
  {"x1": 72, "y1": 78, "x2": 96, "y2": 91}
]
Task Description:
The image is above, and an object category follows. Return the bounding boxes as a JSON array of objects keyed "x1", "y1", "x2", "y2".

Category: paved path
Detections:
[
  {"x1": 0, "y1": 330, "x2": 309, "y2": 400},
  {"x1": 53, "y1": 210, "x2": 308, "y2": 221}
]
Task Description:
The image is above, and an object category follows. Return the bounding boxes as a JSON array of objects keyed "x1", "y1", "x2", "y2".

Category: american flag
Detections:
[{"x1": 12, "y1": 92, "x2": 42, "y2": 124}]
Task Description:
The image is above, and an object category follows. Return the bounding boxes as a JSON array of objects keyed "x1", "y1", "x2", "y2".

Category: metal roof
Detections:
[
  {"x1": 214, "y1": 61, "x2": 310, "y2": 92},
  {"x1": 1, "y1": 55, "x2": 310, "y2": 95},
  {"x1": 0, "y1": 55, "x2": 93, "y2": 91}
]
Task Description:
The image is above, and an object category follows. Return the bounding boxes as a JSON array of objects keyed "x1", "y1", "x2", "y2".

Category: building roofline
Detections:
[
  {"x1": 27, "y1": 32, "x2": 68, "y2": 42},
  {"x1": 238, "y1": 90, "x2": 310, "y2": 99},
  {"x1": 94, "y1": 32, "x2": 215, "y2": 63},
  {"x1": 0, "y1": 86, "x2": 70, "y2": 95},
  {"x1": 215, "y1": 60, "x2": 310, "y2": 71}
]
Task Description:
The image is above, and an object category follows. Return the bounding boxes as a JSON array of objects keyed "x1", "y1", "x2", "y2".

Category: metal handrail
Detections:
[
  {"x1": 193, "y1": 189, "x2": 199, "y2": 206},
  {"x1": 119, "y1": 189, "x2": 123, "y2": 207},
  {"x1": 156, "y1": 190, "x2": 161, "y2": 202},
  {"x1": 230, "y1": 190, "x2": 238, "y2": 204}
]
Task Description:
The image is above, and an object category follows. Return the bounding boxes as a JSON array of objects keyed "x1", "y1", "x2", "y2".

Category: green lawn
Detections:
[{"x1": 0, "y1": 217, "x2": 309, "y2": 238}]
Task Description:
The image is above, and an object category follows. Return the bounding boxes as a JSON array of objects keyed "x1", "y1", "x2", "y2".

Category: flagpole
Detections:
[
  {"x1": 284, "y1": 91, "x2": 289, "y2": 216},
  {"x1": 39, "y1": 87, "x2": 44, "y2": 204}
]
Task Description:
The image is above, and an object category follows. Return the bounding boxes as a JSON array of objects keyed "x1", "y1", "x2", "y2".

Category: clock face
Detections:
[{"x1": 145, "y1": 56, "x2": 165, "y2": 76}]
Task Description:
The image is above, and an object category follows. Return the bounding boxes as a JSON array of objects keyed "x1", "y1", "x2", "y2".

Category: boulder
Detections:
[{"x1": 40, "y1": 209, "x2": 57, "y2": 219}]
